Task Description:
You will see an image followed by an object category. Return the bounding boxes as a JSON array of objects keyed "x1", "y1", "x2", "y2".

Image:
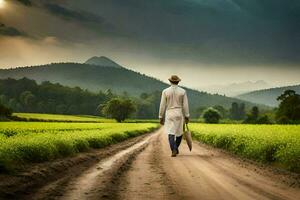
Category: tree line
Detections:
[
  {"x1": 0, "y1": 78, "x2": 161, "y2": 119},
  {"x1": 201, "y1": 90, "x2": 300, "y2": 124},
  {"x1": 1, "y1": 78, "x2": 299, "y2": 123}
]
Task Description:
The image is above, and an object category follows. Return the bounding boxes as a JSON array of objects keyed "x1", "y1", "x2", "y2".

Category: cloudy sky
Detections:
[{"x1": 0, "y1": 0, "x2": 299, "y2": 89}]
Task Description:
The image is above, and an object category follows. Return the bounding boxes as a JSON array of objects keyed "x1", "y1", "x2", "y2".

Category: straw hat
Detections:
[{"x1": 168, "y1": 75, "x2": 181, "y2": 82}]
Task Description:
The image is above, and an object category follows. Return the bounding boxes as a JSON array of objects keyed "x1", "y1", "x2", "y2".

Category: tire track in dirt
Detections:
[
  {"x1": 117, "y1": 129, "x2": 177, "y2": 200},
  {"x1": 59, "y1": 136, "x2": 152, "y2": 200},
  {"x1": 30, "y1": 134, "x2": 155, "y2": 200}
]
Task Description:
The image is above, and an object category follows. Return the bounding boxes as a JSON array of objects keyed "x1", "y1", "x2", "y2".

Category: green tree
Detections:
[
  {"x1": 135, "y1": 91, "x2": 161, "y2": 119},
  {"x1": 202, "y1": 107, "x2": 221, "y2": 124},
  {"x1": 238, "y1": 103, "x2": 246, "y2": 120},
  {"x1": 0, "y1": 95, "x2": 8, "y2": 105},
  {"x1": 20, "y1": 91, "x2": 36, "y2": 111},
  {"x1": 230, "y1": 102, "x2": 239, "y2": 120},
  {"x1": 251, "y1": 106, "x2": 259, "y2": 120},
  {"x1": 140, "y1": 93, "x2": 150, "y2": 100},
  {"x1": 56, "y1": 104, "x2": 68, "y2": 114},
  {"x1": 68, "y1": 105, "x2": 78, "y2": 114},
  {"x1": 8, "y1": 98, "x2": 18, "y2": 110},
  {"x1": 213, "y1": 105, "x2": 228, "y2": 118},
  {"x1": 37, "y1": 102, "x2": 47, "y2": 113},
  {"x1": 105, "y1": 89, "x2": 114, "y2": 99},
  {"x1": 136, "y1": 101, "x2": 153, "y2": 119},
  {"x1": 276, "y1": 90, "x2": 300, "y2": 124},
  {"x1": 244, "y1": 106, "x2": 271, "y2": 124},
  {"x1": 230, "y1": 102, "x2": 246, "y2": 120},
  {"x1": 102, "y1": 98, "x2": 136, "y2": 122},
  {"x1": 243, "y1": 106, "x2": 259, "y2": 124},
  {"x1": 0, "y1": 103, "x2": 12, "y2": 118},
  {"x1": 195, "y1": 106, "x2": 207, "y2": 118},
  {"x1": 256, "y1": 115, "x2": 271, "y2": 124}
]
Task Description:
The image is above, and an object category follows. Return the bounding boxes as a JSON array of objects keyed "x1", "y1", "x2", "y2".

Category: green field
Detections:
[
  {"x1": 1, "y1": 114, "x2": 300, "y2": 174},
  {"x1": 12, "y1": 113, "x2": 158, "y2": 123},
  {"x1": 190, "y1": 124, "x2": 300, "y2": 172},
  {"x1": 12, "y1": 113, "x2": 116, "y2": 123},
  {"x1": 0, "y1": 122, "x2": 158, "y2": 172}
]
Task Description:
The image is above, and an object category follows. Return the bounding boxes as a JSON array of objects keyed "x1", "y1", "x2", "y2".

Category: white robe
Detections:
[{"x1": 159, "y1": 84, "x2": 190, "y2": 136}]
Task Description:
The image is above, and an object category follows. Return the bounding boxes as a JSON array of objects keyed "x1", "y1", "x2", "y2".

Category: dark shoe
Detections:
[
  {"x1": 171, "y1": 150, "x2": 177, "y2": 157},
  {"x1": 176, "y1": 149, "x2": 179, "y2": 154}
]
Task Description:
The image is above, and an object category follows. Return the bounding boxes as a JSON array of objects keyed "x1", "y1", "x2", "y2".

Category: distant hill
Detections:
[
  {"x1": 236, "y1": 85, "x2": 300, "y2": 107},
  {"x1": 85, "y1": 56, "x2": 123, "y2": 68},
  {"x1": 0, "y1": 57, "x2": 262, "y2": 112},
  {"x1": 200, "y1": 80, "x2": 271, "y2": 97},
  {"x1": 0, "y1": 61, "x2": 167, "y2": 96}
]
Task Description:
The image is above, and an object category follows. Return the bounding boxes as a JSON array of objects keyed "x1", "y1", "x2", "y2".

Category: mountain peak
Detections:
[
  {"x1": 85, "y1": 56, "x2": 123, "y2": 68},
  {"x1": 255, "y1": 80, "x2": 268, "y2": 84}
]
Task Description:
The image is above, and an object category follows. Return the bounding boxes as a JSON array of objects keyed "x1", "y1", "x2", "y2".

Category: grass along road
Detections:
[
  {"x1": 191, "y1": 124, "x2": 300, "y2": 173},
  {"x1": 0, "y1": 122, "x2": 158, "y2": 172},
  {"x1": 12, "y1": 113, "x2": 115, "y2": 122}
]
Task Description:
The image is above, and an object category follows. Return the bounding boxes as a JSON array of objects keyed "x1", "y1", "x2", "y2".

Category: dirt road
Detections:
[{"x1": 1, "y1": 128, "x2": 299, "y2": 200}]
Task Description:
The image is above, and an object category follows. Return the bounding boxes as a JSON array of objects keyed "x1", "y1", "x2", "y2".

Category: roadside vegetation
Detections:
[
  {"x1": 12, "y1": 113, "x2": 115, "y2": 123},
  {"x1": 0, "y1": 122, "x2": 158, "y2": 172},
  {"x1": 191, "y1": 124, "x2": 300, "y2": 173}
]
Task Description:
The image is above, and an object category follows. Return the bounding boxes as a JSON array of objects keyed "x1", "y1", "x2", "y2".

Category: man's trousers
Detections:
[{"x1": 168, "y1": 134, "x2": 183, "y2": 152}]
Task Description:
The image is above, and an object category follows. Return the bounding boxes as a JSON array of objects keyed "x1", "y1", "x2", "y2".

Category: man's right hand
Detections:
[{"x1": 160, "y1": 118, "x2": 164, "y2": 125}]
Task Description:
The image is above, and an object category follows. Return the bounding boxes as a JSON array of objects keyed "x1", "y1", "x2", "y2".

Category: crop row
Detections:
[
  {"x1": 12, "y1": 113, "x2": 115, "y2": 123},
  {"x1": 0, "y1": 122, "x2": 158, "y2": 172},
  {"x1": 190, "y1": 124, "x2": 300, "y2": 173}
]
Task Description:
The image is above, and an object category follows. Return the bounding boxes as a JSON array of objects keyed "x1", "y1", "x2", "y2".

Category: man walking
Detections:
[{"x1": 159, "y1": 75, "x2": 190, "y2": 157}]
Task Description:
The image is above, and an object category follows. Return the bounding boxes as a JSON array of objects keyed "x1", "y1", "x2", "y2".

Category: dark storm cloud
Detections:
[
  {"x1": 0, "y1": 23, "x2": 28, "y2": 37},
  {"x1": 43, "y1": 3, "x2": 104, "y2": 24},
  {"x1": 7, "y1": 0, "x2": 300, "y2": 67},
  {"x1": 231, "y1": 0, "x2": 300, "y2": 20},
  {"x1": 14, "y1": 0, "x2": 32, "y2": 6},
  {"x1": 13, "y1": 0, "x2": 106, "y2": 25},
  {"x1": 100, "y1": 0, "x2": 300, "y2": 66}
]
